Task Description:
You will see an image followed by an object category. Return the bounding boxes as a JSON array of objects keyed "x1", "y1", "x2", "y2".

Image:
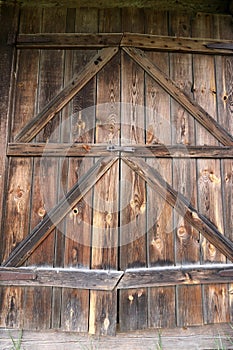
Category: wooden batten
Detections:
[
  {"x1": 16, "y1": 33, "x2": 233, "y2": 55},
  {"x1": 0, "y1": 267, "x2": 123, "y2": 291},
  {"x1": 7, "y1": 143, "x2": 233, "y2": 158}
]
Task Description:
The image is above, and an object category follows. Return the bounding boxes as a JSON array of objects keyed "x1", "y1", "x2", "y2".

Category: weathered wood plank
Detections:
[
  {"x1": 213, "y1": 13, "x2": 233, "y2": 323},
  {"x1": 123, "y1": 157, "x2": 233, "y2": 261},
  {"x1": 0, "y1": 324, "x2": 233, "y2": 350},
  {"x1": 2, "y1": 157, "x2": 117, "y2": 268},
  {"x1": 117, "y1": 264, "x2": 233, "y2": 289},
  {"x1": 16, "y1": 33, "x2": 123, "y2": 48},
  {"x1": 169, "y1": 12, "x2": 202, "y2": 328},
  {"x1": 119, "y1": 13, "x2": 148, "y2": 332},
  {"x1": 14, "y1": 46, "x2": 119, "y2": 142},
  {"x1": 0, "y1": 267, "x2": 123, "y2": 290},
  {"x1": 0, "y1": 4, "x2": 19, "y2": 262},
  {"x1": 192, "y1": 13, "x2": 229, "y2": 325},
  {"x1": 61, "y1": 8, "x2": 98, "y2": 333},
  {"x1": 16, "y1": 32, "x2": 233, "y2": 54},
  {"x1": 89, "y1": 14, "x2": 121, "y2": 337},
  {"x1": 23, "y1": 7, "x2": 66, "y2": 331},
  {"x1": 123, "y1": 46, "x2": 233, "y2": 146},
  {"x1": 13, "y1": 0, "x2": 230, "y2": 14},
  {"x1": 7, "y1": 143, "x2": 233, "y2": 158},
  {"x1": 0, "y1": 6, "x2": 35, "y2": 329},
  {"x1": 121, "y1": 33, "x2": 233, "y2": 54},
  {"x1": 144, "y1": 9, "x2": 176, "y2": 329}
]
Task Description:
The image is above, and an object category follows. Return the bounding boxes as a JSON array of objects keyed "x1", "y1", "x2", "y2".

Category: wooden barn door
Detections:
[{"x1": 1, "y1": 6, "x2": 233, "y2": 335}]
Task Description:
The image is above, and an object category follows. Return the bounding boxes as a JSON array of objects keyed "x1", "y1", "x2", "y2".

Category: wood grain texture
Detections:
[
  {"x1": 121, "y1": 33, "x2": 233, "y2": 54},
  {"x1": 89, "y1": 12, "x2": 121, "y2": 337},
  {"x1": 13, "y1": 0, "x2": 230, "y2": 14},
  {"x1": 23, "y1": 7, "x2": 66, "y2": 331},
  {"x1": 118, "y1": 264, "x2": 233, "y2": 288},
  {"x1": 7, "y1": 143, "x2": 233, "y2": 158},
  {"x1": 2, "y1": 157, "x2": 117, "y2": 268},
  {"x1": 0, "y1": 267, "x2": 123, "y2": 290},
  {"x1": 192, "y1": 12, "x2": 229, "y2": 325},
  {"x1": 213, "y1": 13, "x2": 233, "y2": 323},
  {"x1": 15, "y1": 46, "x2": 118, "y2": 142},
  {"x1": 61, "y1": 7, "x2": 98, "y2": 333},
  {"x1": 1, "y1": 324, "x2": 233, "y2": 350},
  {"x1": 169, "y1": 12, "x2": 202, "y2": 327},
  {"x1": 123, "y1": 157, "x2": 233, "y2": 261},
  {"x1": 144, "y1": 9, "x2": 176, "y2": 329},
  {"x1": 119, "y1": 12, "x2": 148, "y2": 331},
  {"x1": 16, "y1": 33, "x2": 123, "y2": 48},
  {"x1": 0, "y1": 6, "x2": 35, "y2": 329},
  {"x1": 123, "y1": 46, "x2": 233, "y2": 146}
]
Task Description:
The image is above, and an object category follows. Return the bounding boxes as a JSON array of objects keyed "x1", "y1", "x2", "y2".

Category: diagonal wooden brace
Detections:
[
  {"x1": 123, "y1": 156, "x2": 233, "y2": 261},
  {"x1": 2, "y1": 156, "x2": 118, "y2": 267}
]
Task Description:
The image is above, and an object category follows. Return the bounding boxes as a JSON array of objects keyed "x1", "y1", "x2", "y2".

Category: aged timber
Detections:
[
  {"x1": 16, "y1": 33, "x2": 233, "y2": 55},
  {"x1": 2, "y1": 157, "x2": 117, "y2": 267},
  {"x1": 117, "y1": 264, "x2": 233, "y2": 289},
  {"x1": 123, "y1": 157, "x2": 233, "y2": 261},
  {"x1": 15, "y1": 47, "x2": 119, "y2": 142},
  {"x1": 123, "y1": 47, "x2": 233, "y2": 146},
  {"x1": 7, "y1": 143, "x2": 233, "y2": 158},
  {"x1": 0, "y1": 267, "x2": 123, "y2": 291}
]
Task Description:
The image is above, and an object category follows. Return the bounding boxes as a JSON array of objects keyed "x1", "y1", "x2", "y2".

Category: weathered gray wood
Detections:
[
  {"x1": 2, "y1": 157, "x2": 117, "y2": 267},
  {"x1": 121, "y1": 33, "x2": 233, "y2": 54},
  {"x1": 123, "y1": 157, "x2": 233, "y2": 261},
  {"x1": 0, "y1": 324, "x2": 233, "y2": 350},
  {"x1": 117, "y1": 264, "x2": 233, "y2": 289},
  {"x1": 16, "y1": 33, "x2": 123, "y2": 48},
  {"x1": 7, "y1": 143, "x2": 233, "y2": 158},
  {"x1": 123, "y1": 46, "x2": 233, "y2": 146},
  {"x1": 0, "y1": 267, "x2": 123, "y2": 291},
  {"x1": 15, "y1": 47, "x2": 119, "y2": 142}
]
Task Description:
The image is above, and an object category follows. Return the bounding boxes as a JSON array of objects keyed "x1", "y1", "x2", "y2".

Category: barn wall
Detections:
[{"x1": 0, "y1": 3, "x2": 233, "y2": 334}]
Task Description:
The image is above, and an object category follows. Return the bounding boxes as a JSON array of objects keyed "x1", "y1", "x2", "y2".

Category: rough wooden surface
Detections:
[
  {"x1": 4, "y1": 0, "x2": 231, "y2": 14},
  {"x1": 0, "y1": 324, "x2": 233, "y2": 350}
]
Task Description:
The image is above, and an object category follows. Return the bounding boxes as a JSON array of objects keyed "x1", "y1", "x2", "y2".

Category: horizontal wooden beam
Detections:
[
  {"x1": 8, "y1": 0, "x2": 231, "y2": 14},
  {"x1": 118, "y1": 264, "x2": 233, "y2": 289},
  {"x1": 7, "y1": 143, "x2": 233, "y2": 158},
  {"x1": 15, "y1": 46, "x2": 119, "y2": 142},
  {"x1": 121, "y1": 33, "x2": 233, "y2": 55},
  {"x1": 0, "y1": 267, "x2": 123, "y2": 291},
  {"x1": 16, "y1": 33, "x2": 123, "y2": 48},
  {"x1": 2, "y1": 157, "x2": 118, "y2": 267},
  {"x1": 123, "y1": 157, "x2": 233, "y2": 261},
  {"x1": 123, "y1": 47, "x2": 233, "y2": 146},
  {"x1": 15, "y1": 33, "x2": 233, "y2": 55},
  {"x1": 1, "y1": 264, "x2": 233, "y2": 290}
]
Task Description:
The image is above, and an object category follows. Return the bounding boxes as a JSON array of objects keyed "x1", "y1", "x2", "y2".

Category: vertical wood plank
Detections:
[
  {"x1": 23, "y1": 7, "x2": 66, "y2": 330},
  {"x1": 0, "y1": 4, "x2": 17, "y2": 256},
  {"x1": 213, "y1": 13, "x2": 233, "y2": 323},
  {"x1": 192, "y1": 12, "x2": 228, "y2": 325},
  {"x1": 51, "y1": 7, "x2": 76, "y2": 330},
  {"x1": 169, "y1": 12, "x2": 203, "y2": 327},
  {"x1": 0, "y1": 5, "x2": 38, "y2": 329},
  {"x1": 89, "y1": 12, "x2": 121, "y2": 337},
  {"x1": 144, "y1": 10, "x2": 176, "y2": 329},
  {"x1": 119, "y1": 12, "x2": 147, "y2": 331},
  {"x1": 61, "y1": 8, "x2": 98, "y2": 333}
]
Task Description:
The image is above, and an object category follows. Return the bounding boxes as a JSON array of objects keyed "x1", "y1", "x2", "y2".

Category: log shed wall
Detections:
[{"x1": 0, "y1": 0, "x2": 233, "y2": 336}]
